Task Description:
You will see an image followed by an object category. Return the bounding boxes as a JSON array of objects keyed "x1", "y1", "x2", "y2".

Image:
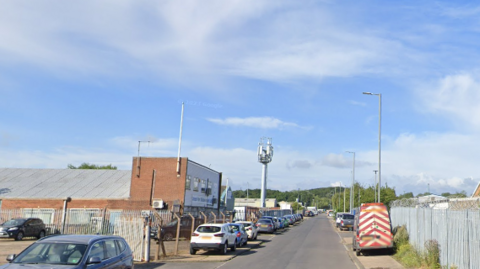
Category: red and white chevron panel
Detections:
[{"x1": 357, "y1": 203, "x2": 393, "y2": 248}]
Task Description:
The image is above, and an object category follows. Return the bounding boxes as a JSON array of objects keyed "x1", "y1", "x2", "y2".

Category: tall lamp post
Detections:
[
  {"x1": 363, "y1": 92, "x2": 382, "y2": 203},
  {"x1": 346, "y1": 151, "x2": 355, "y2": 212},
  {"x1": 258, "y1": 137, "x2": 274, "y2": 208}
]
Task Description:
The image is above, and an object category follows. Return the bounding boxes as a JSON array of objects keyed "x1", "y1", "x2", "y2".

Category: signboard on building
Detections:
[{"x1": 184, "y1": 160, "x2": 221, "y2": 209}]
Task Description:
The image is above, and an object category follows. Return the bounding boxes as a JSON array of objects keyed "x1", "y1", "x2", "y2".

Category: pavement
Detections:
[{"x1": 135, "y1": 239, "x2": 263, "y2": 268}]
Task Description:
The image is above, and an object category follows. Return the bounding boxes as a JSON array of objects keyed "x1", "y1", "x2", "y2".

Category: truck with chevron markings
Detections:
[{"x1": 352, "y1": 203, "x2": 394, "y2": 256}]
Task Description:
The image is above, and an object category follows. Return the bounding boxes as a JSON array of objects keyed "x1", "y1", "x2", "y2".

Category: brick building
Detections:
[{"x1": 0, "y1": 157, "x2": 222, "y2": 215}]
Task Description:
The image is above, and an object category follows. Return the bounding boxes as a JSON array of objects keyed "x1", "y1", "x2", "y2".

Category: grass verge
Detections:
[{"x1": 392, "y1": 225, "x2": 444, "y2": 269}]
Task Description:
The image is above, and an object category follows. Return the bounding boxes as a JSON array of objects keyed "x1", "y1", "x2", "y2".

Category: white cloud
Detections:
[
  {"x1": 418, "y1": 72, "x2": 480, "y2": 129},
  {"x1": 321, "y1": 154, "x2": 350, "y2": 168},
  {"x1": 207, "y1": 117, "x2": 300, "y2": 129},
  {"x1": 0, "y1": 0, "x2": 411, "y2": 87}
]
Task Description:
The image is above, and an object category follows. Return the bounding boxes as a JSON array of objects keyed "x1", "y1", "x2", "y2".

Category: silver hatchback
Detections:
[{"x1": 256, "y1": 219, "x2": 275, "y2": 234}]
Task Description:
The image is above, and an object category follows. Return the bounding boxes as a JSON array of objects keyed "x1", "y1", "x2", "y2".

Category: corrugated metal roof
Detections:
[{"x1": 0, "y1": 168, "x2": 132, "y2": 199}]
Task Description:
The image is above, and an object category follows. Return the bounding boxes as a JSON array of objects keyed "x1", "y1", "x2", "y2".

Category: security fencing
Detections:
[
  {"x1": 390, "y1": 198, "x2": 480, "y2": 269},
  {"x1": 0, "y1": 207, "x2": 294, "y2": 261}
]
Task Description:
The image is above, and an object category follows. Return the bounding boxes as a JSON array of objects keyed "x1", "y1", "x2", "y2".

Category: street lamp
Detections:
[
  {"x1": 345, "y1": 151, "x2": 355, "y2": 212},
  {"x1": 363, "y1": 92, "x2": 382, "y2": 203}
]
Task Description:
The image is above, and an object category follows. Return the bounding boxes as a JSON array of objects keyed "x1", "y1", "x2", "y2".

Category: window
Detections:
[
  {"x1": 22, "y1": 209, "x2": 54, "y2": 224},
  {"x1": 193, "y1": 178, "x2": 199, "y2": 191},
  {"x1": 207, "y1": 181, "x2": 212, "y2": 196},
  {"x1": 68, "y1": 209, "x2": 100, "y2": 225},
  {"x1": 104, "y1": 239, "x2": 118, "y2": 259},
  {"x1": 185, "y1": 176, "x2": 191, "y2": 190},
  {"x1": 116, "y1": 239, "x2": 126, "y2": 252},
  {"x1": 201, "y1": 179, "x2": 206, "y2": 193},
  {"x1": 88, "y1": 242, "x2": 105, "y2": 260}
]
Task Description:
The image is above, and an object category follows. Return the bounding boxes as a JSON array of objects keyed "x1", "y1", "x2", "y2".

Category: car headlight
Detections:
[{"x1": 8, "y1": 227, "x2": 18, "y2": 231}]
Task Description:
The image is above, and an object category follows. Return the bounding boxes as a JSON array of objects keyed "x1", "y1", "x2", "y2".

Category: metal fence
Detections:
[
  {"x1": 0, "y1": 207, "x2": 296, "y2": 261},
  {"x1": 390, "y1": 198, "x2": 480, "y2": 269}
]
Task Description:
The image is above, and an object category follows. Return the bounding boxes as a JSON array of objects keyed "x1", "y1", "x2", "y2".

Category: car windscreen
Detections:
[
  {"x1": 241, "y1": 223, "x2": 252, "y2": 227},
  {"x1": 13, "y1": 242, "x2": 87, "y2": 265},
  {"x1": 4, "y1": 219, "x2": 25, "y2": 226},
  {"x1": 342, "y1": 214, "x2": 354, "y2": 219},
  {"x1": 196, "y1": 226, "x2": 222, "y2": 233}
]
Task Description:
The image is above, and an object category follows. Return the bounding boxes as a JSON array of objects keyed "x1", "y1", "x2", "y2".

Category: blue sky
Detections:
[{"x1": 1, "y1": 0, "x2": 480, "y2": 196}]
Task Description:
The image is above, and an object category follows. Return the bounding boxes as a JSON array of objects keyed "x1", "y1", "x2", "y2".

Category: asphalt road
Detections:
[{"x1": 148, "y1": 215, "x2": 358, "y2": 269}]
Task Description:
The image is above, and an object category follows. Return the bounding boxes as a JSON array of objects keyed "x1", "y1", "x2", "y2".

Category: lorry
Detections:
[{"x1": 352, "y1": 203, "x2": 394, "y2": 256}]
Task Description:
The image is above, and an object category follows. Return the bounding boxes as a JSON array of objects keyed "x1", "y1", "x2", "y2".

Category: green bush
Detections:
[
  {"x1": 424, "y1": 240, "x2": 440, "y2": 269},
  {"x1": 393, "y1": 225, "x2": 409, "y2": 248},
  {"x1": 393, "y1": 226, "x2": 443, "y2": 269},
  {"x1": 395, "y1": 243, "x2": 423, "y2": 268}
]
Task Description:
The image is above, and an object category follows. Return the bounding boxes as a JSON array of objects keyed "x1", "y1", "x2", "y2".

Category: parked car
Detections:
[
  {"x1": 3, "y1": 234, "x2": 134, "y2": 269},
  {"x1": 279, "y1": 217, "x2": 289, "y2": 228},
  {"x1": 335, "y1": 213, "x2": 344, "y2": 228},
  {"x1": 0, "y1": 218, "x2": 46, "y2": 241},
  {"x1": 284, "y1": 215, "x2": 295, "y2": 225},
  {"x1": 256, "y1": 219, "x2": 275, "y2": 234},
  {"x1": 228, "y1": 223, "x2": 248, "y2": 247},
  {"x1": 235, "y1": 221, "x2": 258, "y2": 240},
  {"x1": 339, "y1": 214, "x2": 354, "y2": 231},
  {"x1": 190, "y1": 223, "x2": 238, "y2": 255},
  {"x1": 259, "y1": 216, "x2": 278, "y2": 231},
  {"x1": 274, "y1": 217, "x2": 284, "y2": 229}
]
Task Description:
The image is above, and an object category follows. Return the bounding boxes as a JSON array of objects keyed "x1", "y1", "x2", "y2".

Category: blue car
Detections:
[
  {"x1": 2, "y1": 234, "x2": 134, "y2": 269},
  {"x1": 229, "y1": 223, "x2": 248, "y2": 247}
]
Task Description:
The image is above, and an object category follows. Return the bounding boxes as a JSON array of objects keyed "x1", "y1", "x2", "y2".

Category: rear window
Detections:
[
  {"x1": 343, "y1": 214, "x2": 354, "y2": 219},
  {"x1": 242, "y1": 223, "x2": 252, "y2": 227},
  {"x1": 257, "y1": 219, "x2": 271, "y2": 224},
  {"x1": 197, "y1": 226, "x2": 222, "y2": 233}
]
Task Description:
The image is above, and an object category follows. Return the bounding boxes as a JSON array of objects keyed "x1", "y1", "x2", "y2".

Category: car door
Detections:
[
  {"x1": 87, "y1": 240, "x2": 122, "y2": 269},
  {"x1": 225, "y1": 225, "x2": 236, "y2": 246},
  {"x1": 23, "y1": 220, "x2": 35, "y2": 237}
]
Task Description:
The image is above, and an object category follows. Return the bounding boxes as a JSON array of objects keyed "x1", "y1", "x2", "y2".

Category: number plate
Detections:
[
  {"x1": 201, "y1": 236, "x2": 211, "y2": 240},
  {"x1": 362, "y1": 236, "x2": 373, "y2": 241},
  {"x1": 261, "y1": 225, "x2": 268, "y2": 228}
]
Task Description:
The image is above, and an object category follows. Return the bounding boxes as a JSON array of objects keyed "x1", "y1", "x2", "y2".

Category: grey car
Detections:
[
  {"x1": 256, "y1": 219, "x2": 275, "y2": 234},
  {"x1": 1, "y1": 234, "x2": 134, "y2": 269},
  {"x1": 339, "y1": 214, "x2": 355, "y2": 231}
]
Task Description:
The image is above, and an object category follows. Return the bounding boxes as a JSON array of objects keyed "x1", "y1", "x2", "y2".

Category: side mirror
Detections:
[
  {"x1": 87, "y1": 256, "x2": 102, "y2": 264},
  {"x1": 6, "y1": 254, "x2": 16, "y2": 262}
]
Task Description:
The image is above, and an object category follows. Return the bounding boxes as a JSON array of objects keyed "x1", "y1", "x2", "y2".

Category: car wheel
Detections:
[
  {"x1": 356, "y1": 249, "x2": 361, "y2": 256},
  {"x1": 15, "y1": 232, "x2": 24, "y2": 241},
  {"x1": 190, "y1": 247, "x2": 197, "y2": 255},
  {"x1": 231, "y1": 241, "x2": 236, "y2": 252},
  {"x1": 221, "y1": 242, "x2": 228, "y2": 255},
  {"x1": 37, "y1": 230, "x2": 45, "y2": 239},
  {"x1": 163, "y1": 233, "x2": 174, "y2": 241}
]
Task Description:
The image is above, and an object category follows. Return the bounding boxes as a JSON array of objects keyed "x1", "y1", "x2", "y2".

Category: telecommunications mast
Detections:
[{"x1": 258, "y1": 137, "x2": 274, "y2": 208}]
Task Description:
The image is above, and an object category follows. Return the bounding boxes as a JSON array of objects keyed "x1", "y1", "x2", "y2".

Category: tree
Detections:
[
  {"x1": 291, "y1": 201, "x2": 303, "y2": 212},
  {"x1": 67, "y1": 163, "x2": 117, "y2": 170}
]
